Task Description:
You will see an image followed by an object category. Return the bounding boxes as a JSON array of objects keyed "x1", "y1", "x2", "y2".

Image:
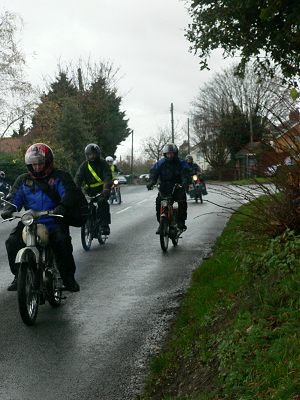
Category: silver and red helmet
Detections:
[{"x1": 25, "y1": 143, "x2": 54, "y2": 178}]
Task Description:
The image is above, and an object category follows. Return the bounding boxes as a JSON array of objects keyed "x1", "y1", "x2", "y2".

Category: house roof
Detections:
[{"x1": 0, "y1": 137, "x2": 25, "y2": 155}]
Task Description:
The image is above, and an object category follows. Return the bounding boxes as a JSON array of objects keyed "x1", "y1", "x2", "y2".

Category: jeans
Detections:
[{"x1": 5, "y1": 222, "x2": 76, "y2": 280}]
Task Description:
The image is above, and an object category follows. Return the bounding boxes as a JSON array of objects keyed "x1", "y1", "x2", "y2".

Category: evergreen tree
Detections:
[
  {"x1": 83, "y1": 77, "x2": 130, "y2": 156},
  {"x1": 55, "y1": 97, "x2": 93, "y2": 173}
]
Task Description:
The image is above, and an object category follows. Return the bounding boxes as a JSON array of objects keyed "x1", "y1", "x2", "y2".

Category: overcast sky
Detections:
[{"x1": 2, "y1": 0, "x2": 232, "y2": 158}]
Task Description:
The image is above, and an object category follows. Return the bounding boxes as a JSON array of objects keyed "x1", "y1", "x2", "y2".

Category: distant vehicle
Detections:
[{"x1": 117, "y1": 175, "x2": 127, "y2": 184}]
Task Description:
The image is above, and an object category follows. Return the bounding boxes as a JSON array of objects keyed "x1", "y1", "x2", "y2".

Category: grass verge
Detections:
[{"x1": 137, "y1": 203, "x2": 300, "y2": 400}]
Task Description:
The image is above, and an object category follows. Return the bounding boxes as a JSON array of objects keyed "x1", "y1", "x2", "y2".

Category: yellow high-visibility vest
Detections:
[{"x1": 84, "y1": 162, "x2": 104, "y2": 188}]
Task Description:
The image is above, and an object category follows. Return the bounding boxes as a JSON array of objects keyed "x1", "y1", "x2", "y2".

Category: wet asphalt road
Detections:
[{"x1": 0, "y1": 184, "x2": 232, "y2": 400}]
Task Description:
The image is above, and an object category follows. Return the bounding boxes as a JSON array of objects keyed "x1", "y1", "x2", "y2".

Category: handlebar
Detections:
[{"x1": 2, "y1": 209, "x2": 63, "y2": 223}]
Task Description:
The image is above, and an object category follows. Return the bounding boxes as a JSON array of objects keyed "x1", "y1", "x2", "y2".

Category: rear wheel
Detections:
[
  {"x1": 18, "y1": 262, "x2": 39, "y2": 326},
  {"x1": 81, "y1": 217, "x2": 93, "y2": 251},
  {"x1": 160, "y1": 217, "x2": 169, "y2": 252}
]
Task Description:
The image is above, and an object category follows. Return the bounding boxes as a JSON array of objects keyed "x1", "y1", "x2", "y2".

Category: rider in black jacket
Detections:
[
  {"x1": 74, "y1": 144, "x2": 112, "y2": 235},
  {"x1": 186, "y1": 154, "x2": 208, "y2": 195},
  {"x1": 147, "y1": 143, "x2": 190, "y2": 233}
]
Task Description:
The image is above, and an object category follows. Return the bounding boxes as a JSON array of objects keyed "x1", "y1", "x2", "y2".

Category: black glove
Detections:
[
  {"x1": 98, "y1": 191, "x2": 109, "y2": 204},
  {"x1": 147, "y1": 183, "x2": 153, "y2": 191},
  {"x1": 53, "y1": 204, "x2": 65, "y2": 216},
  {"x1": 1, "y1": 209, "x2": 13, "y2": 220}
]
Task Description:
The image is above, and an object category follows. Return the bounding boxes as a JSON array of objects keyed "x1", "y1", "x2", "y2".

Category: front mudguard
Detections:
[{"x1": 15, "y1": 247, "x2": 40, "y2": 265}]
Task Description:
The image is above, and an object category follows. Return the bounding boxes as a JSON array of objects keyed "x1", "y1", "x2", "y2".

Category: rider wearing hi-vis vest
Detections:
[
  {"x1": 105, "y1": 156, "x2": 120, "y2": 179},
  {"x1": 75, "y1": 144, "x2": 112, "y2": 235}
]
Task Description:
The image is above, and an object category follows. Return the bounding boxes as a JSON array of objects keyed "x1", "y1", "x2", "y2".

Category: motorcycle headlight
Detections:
[
  {"x1": 113, "y1": 179, "x2": 119, "y2": 185},
  {"x1": 21, "y1": 213, "x2": 34, "y2": 226},
  {"x1": 192, "y1": 175, "x2": 198, "y2": 181}
]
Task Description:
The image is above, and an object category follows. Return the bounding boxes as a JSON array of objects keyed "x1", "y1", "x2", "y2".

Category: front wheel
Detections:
[
  {"x1": 116, "y1": 188, "x2": 121, "y2": 204},
  {"x1": 160, "y1": 217, "x2": 169, "y2": 252},
  {"x1": 18, "y1": 262, "x2": 39, "y2": 326},
  {"x1": 98, "y1": 225, "x2": 107, "y2": 245},
  {"x1": 81, "y1": 218, "x2": 93, "y2": 251}
]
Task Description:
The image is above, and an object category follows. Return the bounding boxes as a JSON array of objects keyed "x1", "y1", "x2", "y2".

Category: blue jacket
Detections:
[
  {"x1": 8, "y1": 170, "x2": 75, "y2": 231},
  {"x1": 149, "y1": 157, "x2": 190, "y2": 194}
]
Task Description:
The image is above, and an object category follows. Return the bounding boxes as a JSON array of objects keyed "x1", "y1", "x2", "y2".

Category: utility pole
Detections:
[
  {"x1": 187, "y1": 118, "x2": 190, "y2": 154},
  {"x1": 130, "y1": 129, "x2": 134, "y2": 183},
  {"x1": 170, "y1": 103, "x2": 174, "y2": 143}
]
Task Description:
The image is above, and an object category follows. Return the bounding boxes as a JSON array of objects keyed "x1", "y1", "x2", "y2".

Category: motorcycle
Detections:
[
  {"x1": 187, "y1": 174, "x2": 205, "y2": 203},
  {"x1": 109, "y1": 179, "x2": 122, "y2": 204},
  {"x1": 81, "y1": 193, "x2": 108, "y2": 251},
  {"x1": 0, "y1": 192, "x2": 64, "y2": 326},
  {"x1": 159, "y1": 184, "x2": 185, "y2": 252}
]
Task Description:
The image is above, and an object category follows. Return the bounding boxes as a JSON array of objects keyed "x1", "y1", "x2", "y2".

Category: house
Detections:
[
  {"x1": 235, "y1": 141, "x2": 280, "y2": 179},
  {"x1": 271, "y1": 110, "x2": 300, "y2": 159},
  {"x1": 178, "y1": 141, "x2": 210, "y2": 171}
]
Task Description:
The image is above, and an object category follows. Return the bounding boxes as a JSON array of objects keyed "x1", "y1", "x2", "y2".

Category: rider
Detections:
[
  {"x1": 0, "y1": 171, "x2": 10, "y2": 197},
  {"x1": 75, "y1": 144, "x2": 112, "y2": 235},
  {"x1": 1, "y1": 143, "x2": 80, "y2": 292},
  {"x1": 147, "y1": 143, "x2": 190, "y2": 233},
  {"x1": 105, "y1": 156, "x2": 120, "y2": 179},
  {"x1": 185, "y1": 154, "x2": 207, "y2": 195}
]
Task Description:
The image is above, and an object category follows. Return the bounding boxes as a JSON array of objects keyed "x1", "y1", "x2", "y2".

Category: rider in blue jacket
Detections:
[
  {"x1": 147, "y1": 143, "x2": 190, "y2": 233},
  {"x1": 1, "y1": 143, "x2": 80, "y2": 292}
]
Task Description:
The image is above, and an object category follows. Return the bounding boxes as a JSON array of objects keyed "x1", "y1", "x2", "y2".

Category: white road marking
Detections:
[
  {"x1": 137, "y1": 199, "x2": 148, "y2": 205},
  {"x1": 116, "y1": 206, "x2": 132, "y2": 214}
]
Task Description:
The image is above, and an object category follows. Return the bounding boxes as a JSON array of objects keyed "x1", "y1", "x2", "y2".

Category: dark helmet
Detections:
[
  {"x1": 162, "y1": 143, "x2": 178, "y2": 157},
  {"x1": 186, "y1": 154, "x2": 193, "y2": 163},
  {"x1": 25, "y1": 143, "x2": 54, "y2": 178},
  {"x1": 85, "y1": 143, "x2": 101, "y2": 161},
  {"x1": 0, "y1": 171, "x2": 5, "y2": 179}
]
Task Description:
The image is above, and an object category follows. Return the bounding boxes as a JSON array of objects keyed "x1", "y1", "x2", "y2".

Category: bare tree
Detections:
[
  {"x1": 191, "y1": 64, "x2": 295, "y2": 168},
  {"x1": 142, "y1": 127, "x2": 172, "y2": 161},
  {"x1": 0, "y1": 11, "x2": 36, "y2": 138}
]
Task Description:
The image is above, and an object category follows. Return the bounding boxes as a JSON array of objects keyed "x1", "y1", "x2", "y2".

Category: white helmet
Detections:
[{"x1": 105, "y1": 156, "x2": 114, "y2": 165}]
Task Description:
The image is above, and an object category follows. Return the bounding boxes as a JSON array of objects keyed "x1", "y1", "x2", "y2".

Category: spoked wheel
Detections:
[
  {"x1": 47, "y1": 266, "x2": 62, "y2": 308},
  {"x1": 109, "y1": 193, "x2": 114, "y2": 204},
  {"x1": 160, "y1": 217, "x2": 169, "y2": 252},
  {"x1": 18, "y1": 262, "x2": 39, "y2": 326},
  {"x1": 81, "y1": 218, "x2": 93, "y2": 251},
  {"x1": 200, "y1": 192, "x2": 203, "y2": 204},
  {"x1": 116, "y1": 188, "x2": 121, "y2": 204}
]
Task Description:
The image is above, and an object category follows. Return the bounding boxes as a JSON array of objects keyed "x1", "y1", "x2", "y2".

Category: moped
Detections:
[
  {"x1": 159, "y1": 184, "x2": 185, "y2": 252},
  {"x1": 0, "y1": 193, "x2": 64, "y2": 326}
]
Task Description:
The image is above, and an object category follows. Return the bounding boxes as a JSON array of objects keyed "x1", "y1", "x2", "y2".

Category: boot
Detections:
[
  {"x1": 102, "y1": 225, "x2": 110, "y2": 235},
  {"x1": 63, "y1": 276, "x2": 80, "y2": 292}
]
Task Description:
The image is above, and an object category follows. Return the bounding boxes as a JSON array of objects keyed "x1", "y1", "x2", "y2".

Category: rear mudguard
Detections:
[{"x1": 15, "y1": 247, "x2": 40, "y2": 265}]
